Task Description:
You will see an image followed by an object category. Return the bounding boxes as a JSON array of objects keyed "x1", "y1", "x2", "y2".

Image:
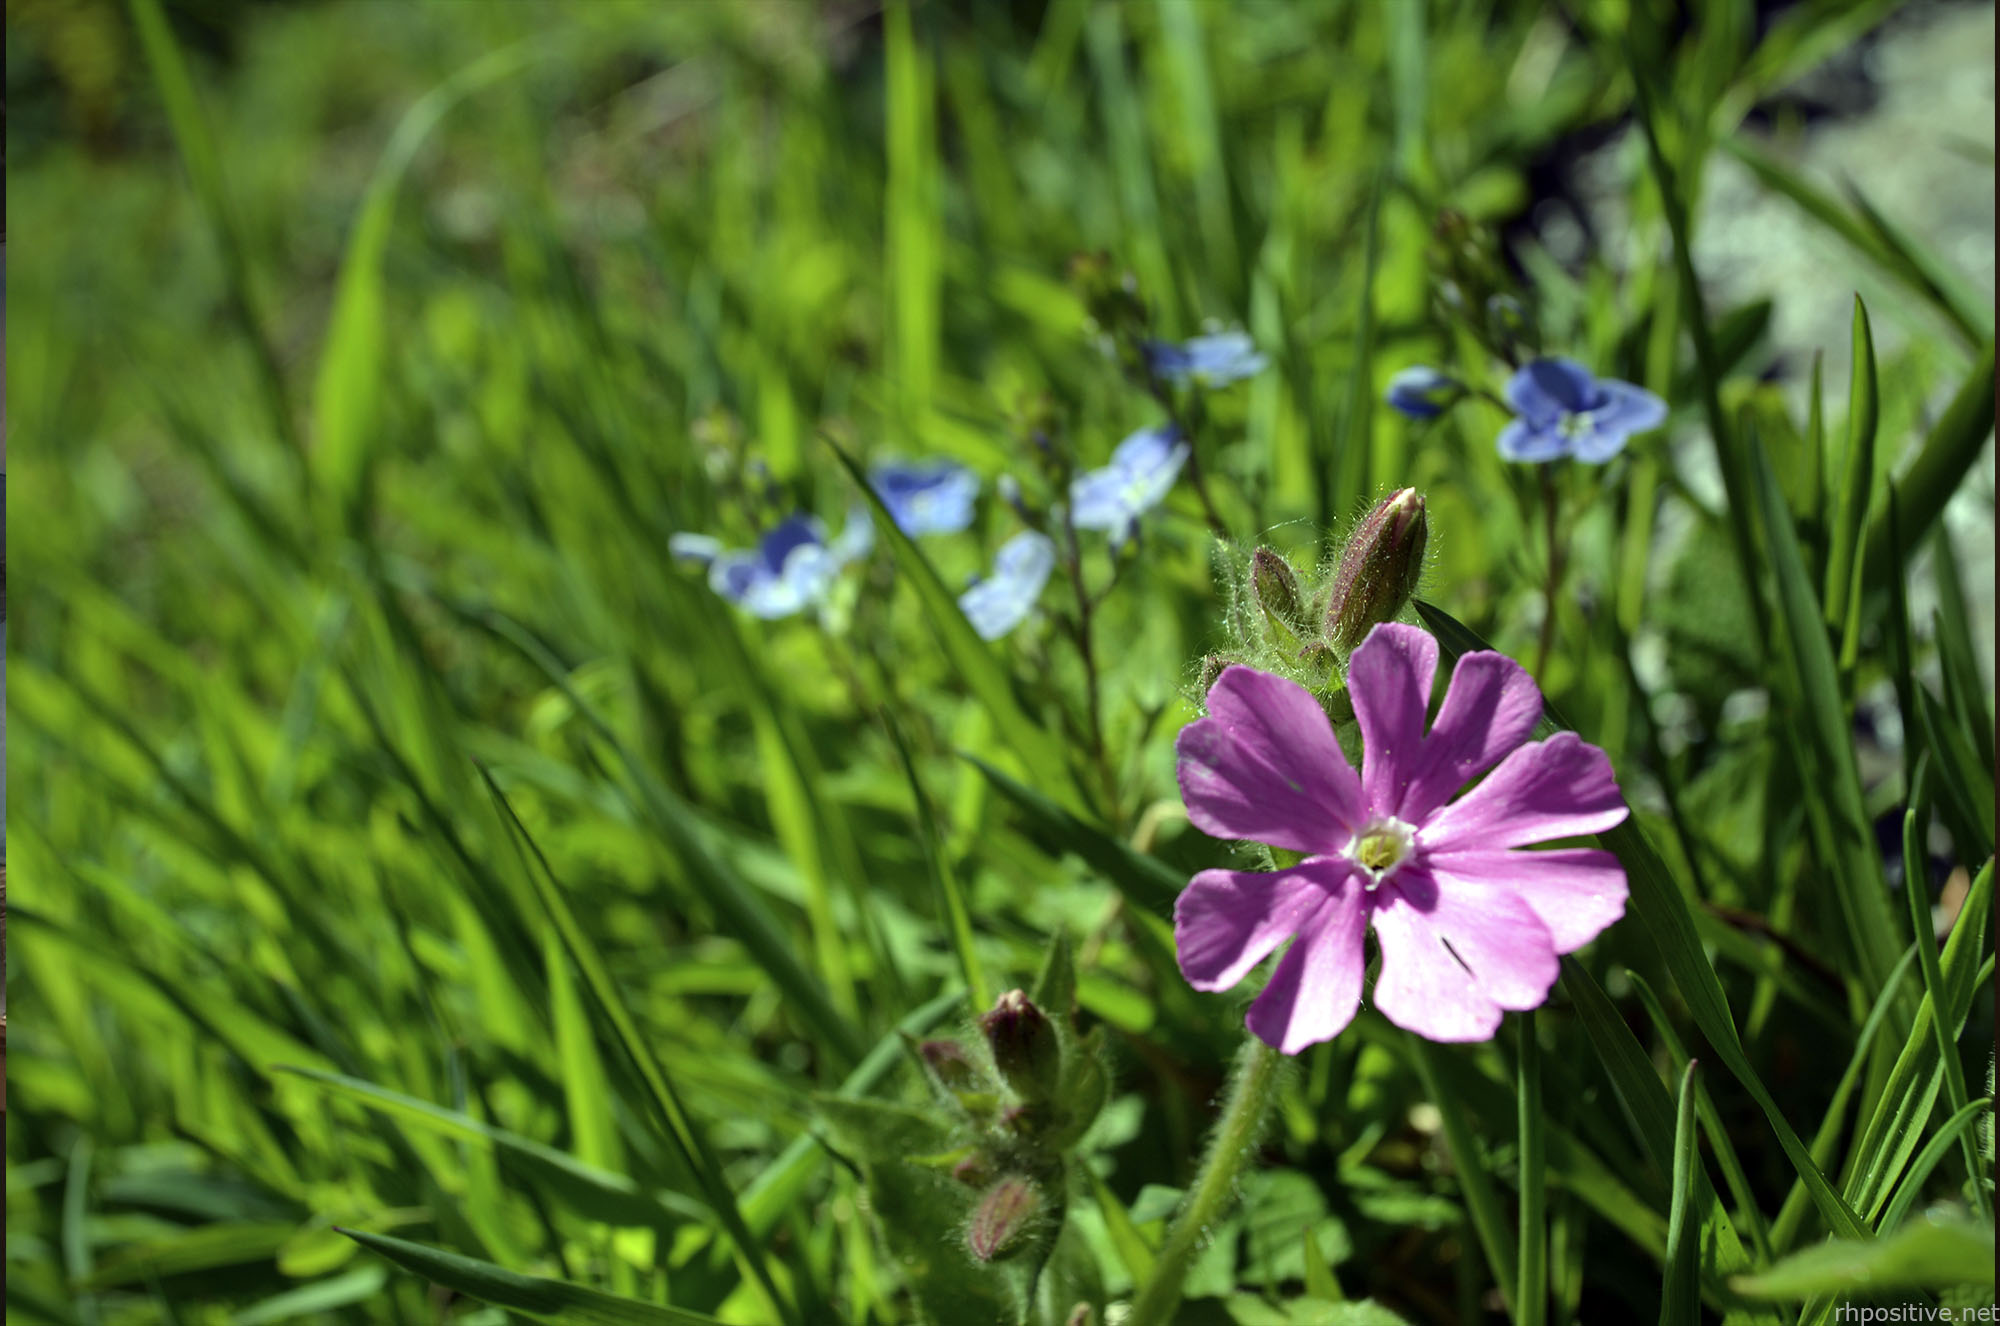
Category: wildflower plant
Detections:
[{"x1": 14, "y1": 8, "x2": 1997, "y2": 1326}]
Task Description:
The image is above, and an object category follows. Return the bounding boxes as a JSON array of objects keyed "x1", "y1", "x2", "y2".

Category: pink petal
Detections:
[
  {"x1": 1418, "y1": 732, "x2": 1628, "y2": 851},
  {"x1": 1177, "y1": 666, "x2": 1363, "y2": 855},
  {"x1": 1368, "y1": 883, "x2": 1503, "y2": 1042},
  {"x1": 1346, "y1": 623, "x2": 1438, "y2": 817},
  {"x1": 1243, "y1": 861, "x2": 1372, "y2": 1054},
  {"x1": 1174, "y1": 861, "x2": 1343, "y2": 992},
  {"x1": 1400, "y1": 650, "x2": 1544, "y2": 823},
  {"x1": 1388, "y1": 864, "x2": 1559, "y2": 1010},
  {"x1": 1427, "y1": 847, "x2": 1628, "y2": 952}
]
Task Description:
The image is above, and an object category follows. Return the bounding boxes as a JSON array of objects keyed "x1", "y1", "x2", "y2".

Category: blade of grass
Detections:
[
  {"x1": 1824, "y1": 296, "x2": 1878, "y2": 655},
  {"x1": 1857, "y1": 346, "x2": 1995, "y2": 604},
  {"x1": 963, "y1": 754, "x2": 1182, "y2": 911},
  {"x1": 1408, "y1": 1036, "x2": 1518, "y2": 1317},
  {"x1": 1899, "y1": 793, "x2": 1986, "y2": 1217},
  {"x1": 312, "y1": 39, "x2": 551, "y2": 525},
  {"x1": 1769, "y1": 943, "x2": 1920, "y2": 1251},
  {"x1": 1718, "y1": 136, "x2": 1987, "y2": 347},
  {"x1": 479, "y1": 769, "x2": 801, "y2": 1326},
  {"x1": 1747, "y1": 420, "x2": 1905, "y2": 996},
  {"x1": 1845, "y1": 861, "x2": 1993, "y2": 1221},
  {"x1": 884, "y1": 713, "x2": 988, "y2": 1011},
  {"x1": 1878, "y1": 1096, "x2": 1995, "y2": 1231},
  {"x1": 1661, "y1": 1061, "x2": 1702, "y2": 1326},
  {"x1": 1518, "y1": 1012, "x2": 1548, "y2": 1326},
  {"x1": 342, "y1": 1229, "x2": 727, "y2": 1325},
  {"x1": 274, "y1": 1065, "x2": 705, "y2": 1229},
  {"x1": 126, "y1": 0, "x2": 302, "y2": 470},
  {"x1": 827, "y1": 441, "x2": 1086, "y2": 814},
  {"x1": 1627, "y1": 973, "x2": 1773, "y2": 1261},
  {"x1": 1930, "y1": 528, "x2": 1995, "y2": 777}
]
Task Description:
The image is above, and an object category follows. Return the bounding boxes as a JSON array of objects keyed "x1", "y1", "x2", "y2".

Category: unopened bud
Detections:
[
  {"x1": 1325, "y1": 488, "x2": 1428, "y2": 653},
  {"x1": 966, "y1": 1174, "x2": 1041, "y2": 1262},
  {"x1": 918, "y1": 1039, "x2": 981, "y2": 1091},
  {"x1": 1250, "y1": 548, "x2": 1309, "y2": 640},
  {"x1": 980, "y1": 989, "x2": 1061, "y2": 1102}
]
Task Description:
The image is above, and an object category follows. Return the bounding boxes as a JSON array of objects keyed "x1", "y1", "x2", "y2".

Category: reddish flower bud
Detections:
[
  {"x1": 1324, "y1": 488, "x2": 1428, "y2": 653},
  {"x1": 966, "y1": 1174, "x2": 1042, "y2": 1262},
  {"x1": 980, "y1": 989, "x2": 1061, "y2": 1102}
]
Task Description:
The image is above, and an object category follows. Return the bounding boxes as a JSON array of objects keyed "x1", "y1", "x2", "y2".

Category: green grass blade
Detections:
[
  {"x1": 1407, "y1": 1036, "x2": 1517, "y2": 1316},
  {"x1": 1518, "y1": 1012, "x2": 1548, "y2": 1326},
  {"x1": 1931, "y1": 528, "x2": 1995, "y2": 777},
  {"x1": 885, "y1": 714, "x2": 988, "y2": 1011},
  {"x1": 1747, "y1": 420, "x2": 1905, "y2": 995},
  {"x1": 461, "y1": 602, "x2": 868, "y2": 1066},
  {"x1": 311, "y1": 40, "x2": 548, "y2": 523},
  {"x1": 1769, "y1": 943, "x2": 1921, "y2": 1251},
  {"x1": 126, "y1": 0, "x2": 301, "y2": 464},
  {"x1": 1878, "y1": 1095, "x2": 1995, "y2": 1231},
  {"x1": 1858, "y1": 346, "x2": 1996, "y2": 603},
  {"x1": 828, "y1": 442, "x2": 1086, "y2": 813},
  {"x1": 1628, "y1": 973, "x2": 1773, "y2": 1261},
  {"x1": 275, "y1": 1065, "x2": 704, "y2": 1229},
  {"x1": 479, "y1": 770, "x2": 802, "y2": 1326},
  {"x1": 1916, "y1": 689, "x2": 1996, "y2": 863},
  {"x1": 1824, "y1": 296, "x2": 1878, "y2": 652},
  {"x1": 1719, "y1": 136, "x2": 1987, "y2": 347},
  {"x1": 1846, "y1": 861, "x2": 1993, "y2": 1219},
  {"x1": 341, "y1": 1229, "x2": 728, "y2": 1324},
  {"x1": 964, "y1": 754, "x2": 1182, "y2": 910},
  {"x1": 1661, "y1": 1061, "x2": 1702, "y2": 1326}
]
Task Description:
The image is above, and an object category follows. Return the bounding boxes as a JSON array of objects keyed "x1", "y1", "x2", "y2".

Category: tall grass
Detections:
[{"x1": 7, "y1": 2, "x2": 1993, "y2": 1323}]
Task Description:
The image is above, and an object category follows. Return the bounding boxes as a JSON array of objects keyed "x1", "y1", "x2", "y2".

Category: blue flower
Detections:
[
  {"x1": 1069, "y1": 424, "x2": 1190, "y2": 547},
  {"x1": 959, "y1": 531, "x2": 1057, "y2": 640},
  {"x1": 871, "y1": 458, "x2": 980, "y2": 535},
  {"x1": 1498, "y1": 358, "x2": 1667, "y2": 464},
  {"x1": 1384, "y1": 365, "x2": 1460, "y2": 420},
  {"x1": 678, "y1": 512, "x2": 872, "y2": 619},
  {"x1": 1146, "y1": 331, "x2": 1268, "y2": 388}
]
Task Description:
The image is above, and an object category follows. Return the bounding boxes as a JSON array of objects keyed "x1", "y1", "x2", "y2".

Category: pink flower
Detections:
[{"x1": 1173, "y1": 623, "x2": 1629, "y2": 1053}]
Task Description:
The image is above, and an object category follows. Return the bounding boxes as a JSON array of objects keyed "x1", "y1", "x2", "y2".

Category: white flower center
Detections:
[
  {"x1": 1347, "y1": 816, "x2": 1417, "y2": 888},
  {"x1": 1558, "y1": 409, "x2": 1597, "y2": 439}
]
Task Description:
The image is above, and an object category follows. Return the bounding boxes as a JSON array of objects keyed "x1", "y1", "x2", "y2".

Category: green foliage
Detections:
[{"x1": 8, "y1": 2, "x2": 1994, "y2": 1325}]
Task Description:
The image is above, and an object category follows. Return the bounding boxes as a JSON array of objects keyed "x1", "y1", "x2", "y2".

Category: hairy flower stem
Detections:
[
  {"x1": 1534, "y1": 465, "x2": 1565, "y2": 678},
  {"x1": 1126, "y1": 1037, "x2": 1283, "y2": 1326}
]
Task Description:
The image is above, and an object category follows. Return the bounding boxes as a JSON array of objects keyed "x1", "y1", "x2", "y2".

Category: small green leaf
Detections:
[
  {"x1": 1661, "y1": 1061, "x2": 1701, "y2": 1326},
  {"x1": 1729, "y1": 1219, "x2": 1996, "y2": 1300},
  {"x1": 342, "y1": 1229, "x2": 727, "y2": 1323}
]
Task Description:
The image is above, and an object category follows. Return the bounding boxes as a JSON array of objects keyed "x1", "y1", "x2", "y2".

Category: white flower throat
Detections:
[{"x1": 1348, "y1": 816, "x2": 1417, "y2": 889}]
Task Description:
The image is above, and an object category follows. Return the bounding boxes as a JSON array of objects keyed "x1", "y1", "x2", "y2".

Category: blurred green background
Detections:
[{"x1": 6, "y1": 1, "x2": 1994, "y2": 1323}]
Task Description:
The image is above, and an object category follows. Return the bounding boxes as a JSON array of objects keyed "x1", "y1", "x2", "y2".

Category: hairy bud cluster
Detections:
[{"x1": 1206, "y1": 488, "x2": 1431, "y2": 698}]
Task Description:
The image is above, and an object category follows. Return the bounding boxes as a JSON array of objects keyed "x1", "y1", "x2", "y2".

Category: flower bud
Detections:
[
  {"x1": 952, "y1": 1152, "x2": 995, "y2": 1188},
  {"x1": 1324, "y1": 488, "x2": 1428, "y2": 653},
  {"x1": 966, "y1": 1174, "x2": 1042, "y2": 1262},
  {"x1": 1250, "y1": 547, "x2": 1309, "y2": 639},
  {"x1": 918, "y1": 1039, "x2": 981, "y2": 1091},
  {"x1": 980, "y1": 989, "x2": 1061, "y2": 1102}
]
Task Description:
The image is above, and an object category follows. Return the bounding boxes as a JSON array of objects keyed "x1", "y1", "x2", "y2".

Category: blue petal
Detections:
[
  {"x1": 756, "y1": 515, "x2": 828, "y2": 576},
  {"x1": 1385, "y1": 365, "x2": 1456, "y2": 419},
  {"x1": 1149, "y1": 331, "x2": 1267, "y2": 387},
  {"x1": 958, "y1": 531, "x2": 1057, "y2": 640},
  {"x1": 826, "y1": 505, "x2": 876, "y2": 564},
  {"x1": 1107, "y1": 423, "x2": 1185, "y2": 475},
  {"x1": 1591, "y1": 379, "x2": 1667, "y2": 436},
  {"x1": 1505, "y1": 357, "x2": 1600, "y2": 420},
  {"x1": 668, "y1": 532, "x2": 724, "y2": 565},
  {"x1": 871, "y1": 458, "x2": 980, "y2": 535},
  {"x1": 1497, "y1": 417, "x2": 1571, "y2": 463}
]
